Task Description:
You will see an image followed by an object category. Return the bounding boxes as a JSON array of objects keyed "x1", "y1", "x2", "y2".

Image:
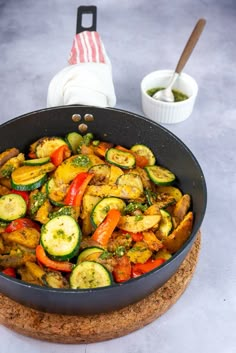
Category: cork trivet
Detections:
[{"x1": 0, "y1": 232, "x2": 201, "y2": 344}]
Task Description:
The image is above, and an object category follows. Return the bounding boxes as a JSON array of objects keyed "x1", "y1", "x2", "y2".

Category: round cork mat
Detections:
[{"x1": 0, "y1": 232, "x2": 201, "y2": 344}]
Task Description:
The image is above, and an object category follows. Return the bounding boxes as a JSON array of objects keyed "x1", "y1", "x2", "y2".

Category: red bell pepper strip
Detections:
[
  {"x1": 115, "y1": 145, "x2": 149, "y2": 168},
  {"x1": 64, "y1": 172, "x2": 94, "y2": 207},
  {"x1": 2, "y1": 267, "x2": 16, "y2": 278},
  {"x1": 5, "y1": 217, "x2": 41, "y2": 233},
  {"x1": 36, "y1": 245, "x2": 73, "y2": 272},
  {"x1": 91, "y1": 209, "x2": 121, "y2": 247},
  {"x1": 132, "y1": 258, "x2": 166, "y2": 278},
  {"x1": 11, "y1": 190, "x2": 29, "y2": 205},
  {"x1": 113, "y1": 255, "x2": 132, "y2": 283},
  {"x1": 121, "y1": 230, "x2": 143, "y2": 242},
  {"x1": 50, "y1": 144, "x2": 71, "y2": 167}
]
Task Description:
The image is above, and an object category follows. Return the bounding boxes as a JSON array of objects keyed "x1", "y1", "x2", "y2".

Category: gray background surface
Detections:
[{"x1": 0, "y1": 1, "x2": 235, "y2": 352}]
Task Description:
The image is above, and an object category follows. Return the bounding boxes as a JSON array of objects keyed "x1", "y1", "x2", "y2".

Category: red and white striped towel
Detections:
[
  {"x1": 68, "y1": 31, "x2": 107, "y2": 64},
  {"x1": 47, "y1": 31, "x2": 116, "y2": 108}
]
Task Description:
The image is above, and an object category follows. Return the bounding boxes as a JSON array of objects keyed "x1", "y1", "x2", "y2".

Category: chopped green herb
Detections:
[
  {"x1": 71, "y1": 155, "x2": 91, "y2": 167},
  {"x1": 124, "y1": 202, "x2": 148, "y2": 214}
]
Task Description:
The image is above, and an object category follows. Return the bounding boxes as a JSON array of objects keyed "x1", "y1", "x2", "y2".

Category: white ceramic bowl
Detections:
[{"x1": 141, "y1": 70, "x2": 198, "y2": 124}]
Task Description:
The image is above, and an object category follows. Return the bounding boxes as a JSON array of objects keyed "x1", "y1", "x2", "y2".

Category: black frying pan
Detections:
[{"x1": 0, "y1": 105, "x2": 207, "y2": 315}]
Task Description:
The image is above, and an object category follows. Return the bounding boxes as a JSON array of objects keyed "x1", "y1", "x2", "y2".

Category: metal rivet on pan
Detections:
[
  {"x1": 84, "y1": 114, "x2": 94, "y2": 122},
  {"x1": 72, "y1": 114, "x2": 81, "y2": 122},
  {"x1": 78, "y1": 123, "x2": 88, "y2": 133}
]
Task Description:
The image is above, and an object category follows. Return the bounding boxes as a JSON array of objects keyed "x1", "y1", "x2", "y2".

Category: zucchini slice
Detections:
[
  {"x1": 70, "y1": 261, "x2": 112, "y2": 289},
  {"x1": 77, "y1": 246, "x2": 104, "y2": 263},
  {"x1": 131, "y1": 144, "x2": 156, "y2": 165},
  {"x1": 35, "y1": 137, "x2": 68, "y2": 158},
  {"x1": 24, "y1": 157, "x2": 50, "y2": 166},
  {"x1": 0, "y1": 194, "x2": 27, "y2": 221},
  {"x1": 105, "y1": 148, "x2": 136, "y2": 169},
  {"x1": 145, "y1": 165, "x2": 175, "y2": 185},
  {"x1": 41, "y1": 215, "x2": 81, "y2": 261},
  {"x1": 46, "y1": 178, "x2": 66, "y2": 206},
  {"x1": 11, "y1": 173, "x2": 47, "y2": 191},
  {"x1": 88, "y1": 164, "x2": 111, "y2": 185},
  {"x1": 159, "y1": 209, "x2": 173, "y2": 237},
  {"x1": 157, "y1": 185, "x2": 182, "y2": 202},
  {"x1": 65, "y1": 132, "x2": 83, "y2": 154},
  {"x1": 116, "y1": 173, "x2": 144, "y2": 192},
  {"x1": 91, "y1": 197, "x2": 126, "y2": 227}
]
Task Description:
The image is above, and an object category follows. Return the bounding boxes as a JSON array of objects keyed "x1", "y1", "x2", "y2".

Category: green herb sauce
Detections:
[
  {"x1": 147, "y1": 87, "x2": 189, "y2": 102},
  {"x1": 71, "y1": 155, "x2": 91, "y2": 167}
]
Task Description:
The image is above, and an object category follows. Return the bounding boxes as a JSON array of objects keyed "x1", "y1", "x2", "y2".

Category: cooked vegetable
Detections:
[
  {"x1": 43, "y1": 270, "x2": 69, "y2": 288},
  {"x1": 0, "y1": 194, "x2": 27, "y2": 221},
  {"x1": 77, "y1": 246, "x2": 104, "y2": 263},
  {"x1": 65, "y1": 132, "x2": 83, "y2": 154},
  {"x1": 91, "y1": 209, "x2": 121, "y2": 247},
  {"x1": 54, "y1": 154, "x2": 103, "y2": 184},
  {"x1": 0, "y1": 153, "x2": 25, "y2": 178},
  {"x1": 64, "y1": 172, "x2": 94, "y2": 208},
  {"x1": 118, "y1": 214, "x2": 161, "y2": 233},
  {"x1": 113, "y1": 255, "x2": 131, "y2": 283},
  {"x1": 41, "y1": 215, "x2": 81, "y2": 260},
  {"x1": 36, "y1": 245, "x2": 73, "y2": 272},
  {"x1": 11, "y1": 173, "x2": 47, "y2": 191},
  {"x1": 131, "y1": 144, "x2": 156, "y2": 165},
  {"x1": 116, "y1": 173, "x2": 143, "y2": 193},
  {"x1": 70, "y1": 261, "x2": 112, "y2": 289},
  {"x1": 0, "y1": 132, "x2": 194, "y2": 289},
  {"x1": 88, "y1": 164, "x2": 110, "y2": 185},
  {"x1": 145, "y1": 165, "x2": 175, "y2": 185},
  {"x1": 91, "y1": 197, "x2": 126, "y2": 227},
  {"x1": 35, "y1": 137, "x2": 68, "y2": 158},
  {"x1": 105, "y1": 148, "x2": 136, "y2": 169},
  {"x1": 158, "y1": 209, "x2": 173, "y2": 237},
  {"x1": 86, "y1": 184, "x2": 142, "y2": 199},
  {"x1": 1, "y1": 267, "x2": 16, "y2": 277},
  {"x1": 2, "y1": 227, "x2": 40, "y2": 249},
  {"x1": 0, "y1": 148, "x2": 19, "y2": 167},
  {"x1": 5, "y1": 218, "x2": 40, "y2": 233},
  {"x1": 162, "y1": 212, "x2": 194, "y2": 253},
  {"x1": 50, "y1": 144, "x2": 71, "y2": 167},
  {"x1": 132, "y1": 258, "x2": 166, "y2": 277},
  {"x1": 24, "y1": 157, "x2": 51, "y2": 166}
]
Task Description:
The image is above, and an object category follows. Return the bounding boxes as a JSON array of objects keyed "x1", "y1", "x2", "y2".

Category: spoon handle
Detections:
[{"x1": 175, "y1": 18, "x2": 206, "y2": 74}]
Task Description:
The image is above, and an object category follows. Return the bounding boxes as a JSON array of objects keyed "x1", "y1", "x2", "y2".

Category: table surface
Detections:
[{"x1": 0, "y1": 0, "x2": 235, "y2": 352}]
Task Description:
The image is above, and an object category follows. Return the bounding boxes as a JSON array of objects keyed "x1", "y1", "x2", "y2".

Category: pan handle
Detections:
[{"x1": 76, "y1": 5, "x2": 97, "y2": 34}]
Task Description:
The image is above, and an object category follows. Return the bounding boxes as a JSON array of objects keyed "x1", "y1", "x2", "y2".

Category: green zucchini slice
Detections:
[
  {"x1": 0, "y1": 194, "x2": 27, "y2": 221},
  {"x1": 88, "y1": 164, "x2": 111, "y2": 184},
  {"x1": 159, "y1": 209, "x2": 173, "y2": 236},
  {"x1": 131, "y1": 144, "x2": 156, "y2": 165},
  {"x1": 35, "y1": 137, "x2": 68, "y2": 158},
  {"x1": 65, "y1": 132, "x2": 83, "y2": 154},
  {"x1": 77, "y1": 247, "x2": 104, "y2": 263},
  {"x1": 24, "y1": 157, "x2": 51, "y2": 166},
  {"x1": 11, "y1": 173, "x2": 47, "y2": 191},
  {"x1": 91, "y1": 197, "x2": 126, "y2": 227},
  {"x1": 105, "y1": 148, "x2": 136, "y2": 169},
  {"x1": 46, "y1": 178, "x2": 65, "y2": 207},
  {"x1": 157, "y1": 185, "x2": 182, "y2": 202},
  {"x1": 116, "y1": 173, "x2": 143, "y2": 192},
  {"x1": 41, "y1": 215, "x2": 81, "y2": 261},
  {"x1": 70, "y1": 261, "x2": 112, "y2": 289},
  {"x1": 145, "y1": 165, "x2": 175, "y2": 185}
]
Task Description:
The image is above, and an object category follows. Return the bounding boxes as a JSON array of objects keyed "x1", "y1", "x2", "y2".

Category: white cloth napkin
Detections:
[{"x1": 47, "y1": 31, "x2": 116, "y2": 107}]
